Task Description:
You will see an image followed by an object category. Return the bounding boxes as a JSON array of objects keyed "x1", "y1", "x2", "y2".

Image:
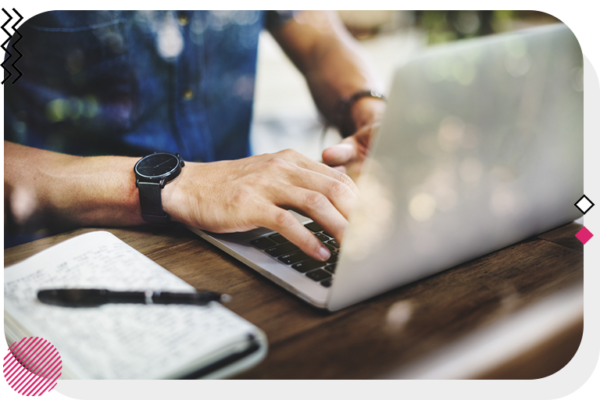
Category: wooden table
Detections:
[{"x1": 4, "y1": 222, "x2": 583, "y2": 379}]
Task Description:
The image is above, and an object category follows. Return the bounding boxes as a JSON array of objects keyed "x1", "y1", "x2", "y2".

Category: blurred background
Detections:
[{"x1": 251, "y1": 10, "x2": 560, "y2": 158}]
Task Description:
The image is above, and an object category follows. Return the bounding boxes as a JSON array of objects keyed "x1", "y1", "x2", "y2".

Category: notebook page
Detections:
[{"x1": 4, "y1": 231, "x2": 257, "y2": 379}]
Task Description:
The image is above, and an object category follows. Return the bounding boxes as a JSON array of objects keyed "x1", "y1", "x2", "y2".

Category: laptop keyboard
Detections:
[{"x1": 250, "y1": 222, "x2": 337, "y2": 288}]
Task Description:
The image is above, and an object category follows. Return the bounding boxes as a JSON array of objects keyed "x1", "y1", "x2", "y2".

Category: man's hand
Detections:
[
  {"x1": 322, "y1": 97, "x2": 385, "y2": 180},
  {"x1": 322, "y1": 123, "x2": 377, "y2": 179},
  {"x1": 162, "y1": 149, "x2": 359, "y2": 262}
]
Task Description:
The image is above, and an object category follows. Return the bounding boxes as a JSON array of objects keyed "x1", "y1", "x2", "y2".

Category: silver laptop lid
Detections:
[{"x1": 328, "y1": 24, "x2": 583, "y2": 311}]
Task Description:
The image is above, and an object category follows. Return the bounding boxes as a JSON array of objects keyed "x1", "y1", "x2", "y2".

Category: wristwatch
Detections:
[{"x1": 134, "y1": 152, "x2": 185, "y2": 224}]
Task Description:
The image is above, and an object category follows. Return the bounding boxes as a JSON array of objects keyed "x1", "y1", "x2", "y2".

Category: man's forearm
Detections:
[
  {"x1": 306, "y1": 47, "x2": 387, "y2": 136},
  {"x1": 272, "y1": 11, "x2": 386, "y2": 131},
  {"x1": 4, "y1": 141, "x2": 143, "y2": 233},
  {"x1": 303, "y1": 24, "x2": 383, "y2": 126}
]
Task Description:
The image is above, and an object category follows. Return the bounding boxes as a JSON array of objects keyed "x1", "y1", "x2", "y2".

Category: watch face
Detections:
[{"x1": 135, "y1": 153, "x2": 180, "y2": 179}]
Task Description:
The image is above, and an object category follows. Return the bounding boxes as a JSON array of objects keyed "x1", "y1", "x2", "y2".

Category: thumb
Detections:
[{"x1": 322, "y1": 142, "x2": 358, "y2": 167}]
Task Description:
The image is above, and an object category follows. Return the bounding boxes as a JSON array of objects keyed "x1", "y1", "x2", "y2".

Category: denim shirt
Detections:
[{"x1": 4, "y1": 11, "x2": 294, "y2": 161}]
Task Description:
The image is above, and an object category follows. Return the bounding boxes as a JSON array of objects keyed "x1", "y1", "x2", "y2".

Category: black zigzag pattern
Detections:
[
  {"x1": 1, "y1": 8, "x2": 23, "y2": 84},
  {"x1": 1, "y1": 8, "x2": 13, "y2": 84}
]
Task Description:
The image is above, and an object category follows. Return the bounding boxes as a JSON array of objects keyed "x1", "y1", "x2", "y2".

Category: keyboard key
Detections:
[
  {"x1": 324, "y1": 264, "x2": 336, "y2": 274},
  {"x1": 304, "y1": 222, "x2": 323, "y2": 232},
  {"x1": 306, "y1": 268, "x2": 332, "y2": 282},
  {"x1": 292, "y1": 259, "x2": 325, "y2": 273},
  {"x1": 325, "y1": 243, "x2": 337, "y2": 253},
  {"x1": 314, "y1": 233, "x2": 330, "y2": 242},
  {"x1": 322, "y1": 231, "x2": 333, "y2": 238},
  {"x1": 326, "y1": 253, "x2": 339, "y2": 264},
  {"x1": 278, "y1": 251, "x2": 310, "y2": 265},
  {"x1": 265, "y1": 242, "x2": 298, "y2": 257},
  {"x1": 250, "y1": 237, "x2": 277, "y2": 249},
  {"x1": 327, "y1": 239, "x2": 340, "y2": 248},
  {"x1": 320, "y1": 278, "x2": 332, "y2": 288},
  {"x1": 269, "y1": 233, "x2": 288, "y2": 244}
]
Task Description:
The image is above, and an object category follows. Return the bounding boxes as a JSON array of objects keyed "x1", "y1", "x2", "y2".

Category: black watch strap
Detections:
[{"x1": 138, "y1": 181, "x2": 169, "y2": 224}]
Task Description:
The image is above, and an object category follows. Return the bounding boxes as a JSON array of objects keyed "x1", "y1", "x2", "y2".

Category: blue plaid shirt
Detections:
[{"x1": 5, "y1": 11, "x2": 294, "y2": 161}]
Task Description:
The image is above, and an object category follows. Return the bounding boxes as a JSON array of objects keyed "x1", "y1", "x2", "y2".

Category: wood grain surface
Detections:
[{"x1": 4, "y1": 222, "x2": 584, "y2": 379}]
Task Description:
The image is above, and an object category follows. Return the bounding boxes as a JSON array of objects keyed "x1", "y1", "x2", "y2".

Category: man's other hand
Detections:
[
  {"x1": 322, "y1": 122, "x2": 379, "y2": 181},
  {"x1": 322, "y1": 97, "x2": 385, "y2": 180}
]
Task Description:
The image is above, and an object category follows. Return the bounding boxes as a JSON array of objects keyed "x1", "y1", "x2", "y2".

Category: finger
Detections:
[
  {"x1": 333, "y1": 165, "x2": 346, "y2": 173},
  {"x1": 273, "y1": 186, "x2": 349, "y2": 244},
  {"x1": 285, "y1": 168, "x2": 358, "y2": 220},
  {"x1": 270, "y1": 149, "x2": 358, "y2": 195},
  {"x1": 259, "y1": 206, "x2": 332, "y2": 262},
  {"x1": 322, "y1": 142, "x2": 358, "y2": 167},
  {"x1": 278, "y1": 150, "x2": 360, "y2": 196}
]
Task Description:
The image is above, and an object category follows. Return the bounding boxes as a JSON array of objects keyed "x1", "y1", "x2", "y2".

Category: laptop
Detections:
[{"x1": 188, "y1": 24, "x2": 583, "y2": 311}]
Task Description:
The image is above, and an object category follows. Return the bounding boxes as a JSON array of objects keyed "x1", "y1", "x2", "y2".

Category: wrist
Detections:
[
  {"x1": 337, "y1": 90, "x2": 386, "y2": 137},
  {"x1": 161, "y1": 170, "x2": 183, "y2": 224},
  {"x1": 161, "y1": 160, "x2": 198, "y2": 225},
  {"x1": 349, "y1": 96, "x2": 387, "y2": 132}
]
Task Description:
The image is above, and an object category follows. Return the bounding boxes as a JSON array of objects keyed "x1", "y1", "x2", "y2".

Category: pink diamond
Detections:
[{"x1": 575, "y1": 226, "x2": 594, "y2": 244}]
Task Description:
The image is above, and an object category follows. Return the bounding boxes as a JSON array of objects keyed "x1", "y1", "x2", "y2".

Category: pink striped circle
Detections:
[{"x1": 3, "y1": 337, "x2": 62, "y2": 396}]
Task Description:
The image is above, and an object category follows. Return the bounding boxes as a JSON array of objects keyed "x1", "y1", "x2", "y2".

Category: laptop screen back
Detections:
[{"x1": 329, "y1": 24, "x2": 583, "y2": 311}]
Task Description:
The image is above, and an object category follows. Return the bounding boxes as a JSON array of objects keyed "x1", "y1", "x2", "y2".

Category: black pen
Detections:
[{"x1": 37, "y1": 289, "x2": 231, "y2": 308}]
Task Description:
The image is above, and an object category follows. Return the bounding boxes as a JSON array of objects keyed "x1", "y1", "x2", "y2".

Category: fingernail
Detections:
[{"x1": 318, "y1": 246, "x2": 331, "y2": 261}]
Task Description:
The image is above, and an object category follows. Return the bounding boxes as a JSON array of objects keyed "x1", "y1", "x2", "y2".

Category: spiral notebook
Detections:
[{"x1": 3, "y1": 231, "x2": 267, "y2": 379}]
